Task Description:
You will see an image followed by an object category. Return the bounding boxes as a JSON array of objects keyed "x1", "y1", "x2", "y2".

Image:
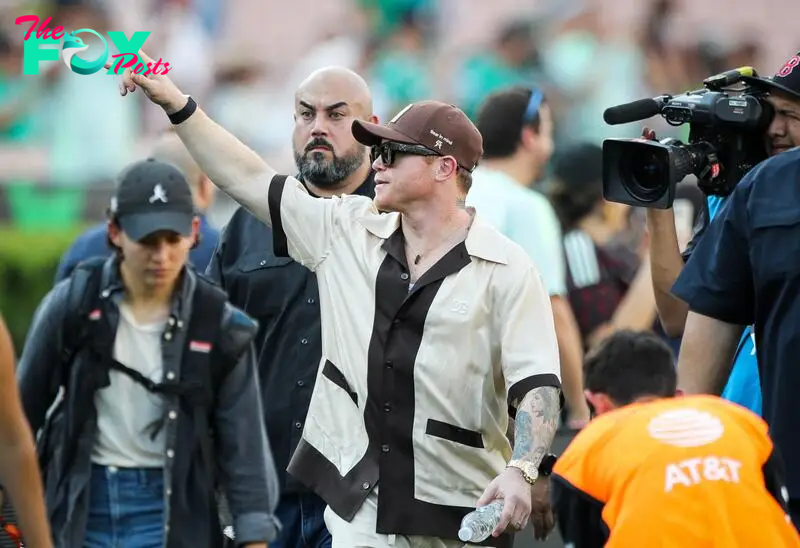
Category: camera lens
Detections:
[{"x1": 621, "y1": 151, "x2": 668, "y2": 201}]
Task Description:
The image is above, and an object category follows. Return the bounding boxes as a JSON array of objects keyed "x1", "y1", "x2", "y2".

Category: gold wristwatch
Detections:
[{"x1": 506, "y1": 459, "x2": 539, "y2": 485}]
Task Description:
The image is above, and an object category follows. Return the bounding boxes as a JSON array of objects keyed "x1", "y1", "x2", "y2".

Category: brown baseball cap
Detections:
[{"x1": 352, "y1": 100, "x2": 484, "y2": 172}]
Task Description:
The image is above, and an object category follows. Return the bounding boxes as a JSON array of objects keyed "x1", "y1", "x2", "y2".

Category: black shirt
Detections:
[
  {"x1": 672, "y1": 148, "x2": 800, "y2": 499},
  {"x1": 206, "y1": 174, "x2": 375, "y2": 493}
]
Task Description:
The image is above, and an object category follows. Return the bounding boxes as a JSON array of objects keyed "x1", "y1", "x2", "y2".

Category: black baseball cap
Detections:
[
  {"x1": 110, "y1": 158, "x2": 195, "y2": 241},
  {"x1": 742, "y1": 50, "x2": 800, "y2": 101}
]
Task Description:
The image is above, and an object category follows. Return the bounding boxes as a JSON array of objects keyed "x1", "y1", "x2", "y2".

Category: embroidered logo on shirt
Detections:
[{"x1": 189, "y1": 340, "x2": 212, "y2": 353}]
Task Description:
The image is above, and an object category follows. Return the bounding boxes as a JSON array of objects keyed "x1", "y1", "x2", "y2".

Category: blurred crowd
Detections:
[
  {"x1": 0, "y1": 0, "x2": 793, "y2": 346},
  {"x1": 2, "y1": 1, "x2": 800, "y2": 546},
  {"x1": 0, "y1": 0, "x2": 778, "y2": 225}
]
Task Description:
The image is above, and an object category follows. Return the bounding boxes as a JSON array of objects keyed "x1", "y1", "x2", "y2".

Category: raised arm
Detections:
[
  {"x1": 645, "y1": 208, "x2": 692, "y2": 336},
  {"x1": 112, "y1": 51, "x2": 349, "y2": 269},
  {"x1": 172, "y1": 110, "x2": 276, "y2": 225},
  {"x1": 111, "y1": 51, "x2": 277, "y2": 225}
]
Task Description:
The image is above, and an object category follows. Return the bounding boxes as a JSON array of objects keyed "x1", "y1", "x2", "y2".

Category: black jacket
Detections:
[{"x1": 17, "y1": 257, "x2": 280, "y2": 547}]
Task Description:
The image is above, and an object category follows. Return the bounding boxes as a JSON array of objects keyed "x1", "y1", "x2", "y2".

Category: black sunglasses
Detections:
[
  {"x1": 523, "y1": 88, "x2": 544, "y2": 124},
  {"x1": 370, "y1": 142, "x2": 440, "y2": 167}
]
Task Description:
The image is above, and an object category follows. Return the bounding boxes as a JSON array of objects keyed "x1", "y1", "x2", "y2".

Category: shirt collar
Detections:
[{"x1": 356, "y1": 208, "x2": 509, "y2": 265}]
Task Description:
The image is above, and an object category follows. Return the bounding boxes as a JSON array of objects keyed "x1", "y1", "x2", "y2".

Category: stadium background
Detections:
[{"x1": 0, "y1": 0, "x2": 798, "y2": 546}]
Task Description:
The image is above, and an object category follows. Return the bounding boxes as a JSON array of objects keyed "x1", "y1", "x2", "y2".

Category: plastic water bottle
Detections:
[{"x1": 458, "y1": 500, "x2": 504, "y2": 543}]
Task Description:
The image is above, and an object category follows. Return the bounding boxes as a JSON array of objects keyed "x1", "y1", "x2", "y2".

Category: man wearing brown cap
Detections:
[{"x1": 112, "y1": 53, "x2": 562, "y2": 547}]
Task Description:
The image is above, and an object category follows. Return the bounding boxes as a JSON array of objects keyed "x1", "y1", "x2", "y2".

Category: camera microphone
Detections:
[{"x1": 603, "y1": 98, "x2": 665, "y2": 125}]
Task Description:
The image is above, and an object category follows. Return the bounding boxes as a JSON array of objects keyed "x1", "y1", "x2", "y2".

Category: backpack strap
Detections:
[
  {"x1": 46, "y1": 257, "x2": 109, "y2": 491},
  {"x1": 60, "y1": 257, "x2": 107, "y2": 373},
  {"x1": 183, "y1": 275, "x2": 232, "y2": 403}
]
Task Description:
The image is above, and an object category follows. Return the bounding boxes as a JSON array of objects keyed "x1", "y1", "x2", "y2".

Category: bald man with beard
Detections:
[
  {"x1": 206, "y1": 66, "x2": 377, "y2": 548},
  {"x1": 54, "y1": 131, "x2": 220, "y2": 282}
]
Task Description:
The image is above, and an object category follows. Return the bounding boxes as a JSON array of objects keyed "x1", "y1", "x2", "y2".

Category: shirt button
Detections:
[
  {"x1": 166, "y1": 488, "x2": 172, "y2": 497},
  {"x1": 168, "y1": 317, "x2": 176, "y2": 326},
  {"x1": 400, "y1": 272, "x2": 409, "y2": 281},
  {"x1": 383, "y1": 403, "x2": 391, "y2": 412},
  {"x1": 101, "y1": 289, "x2": 110, "y2": 298},
  {"x1": 164, "y1": 332, "x2": 173, "y2": 341},
  {"x1": 166, "y1": 449, "x2": 174, "y2": 459},
  {"x1": 108, "y1": 466, "x2": 118, "y2": 473},
  {"x1": 168, "y1": 410, "x2": 177, "y2": 420},
  {"x1": 297, "y1": 380, "x2": 305, "y2": 387},
  {"x1": 385, "y1": 360, "x2": 393, "y2": 368},
  {"x1": 260, "y1": 260, "x2": 267, "y2": 266},
  {"x1": 166, "y1": 372, "x2": 176, "y2": 381},
  {"x1": 307, "y1": 298, "x2": 315, "y2": 304},
  {"x1": 300, "y1": 338, "x2": 308, "y2": 345},
  {"x1": 381, "y1": 444, "x2": 390, "y2": 453},
  {"x1": 295, "y1": 421, "x2": 302, "y2": 429},
  {"x1": 362, "y1": 481, "x2": 370, "y2": 490},
  {"x1": 392, "y1": 319, "x2": 400, "y2": 326}
]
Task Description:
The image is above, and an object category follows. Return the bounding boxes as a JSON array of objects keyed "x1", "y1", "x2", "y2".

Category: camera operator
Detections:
[
  {"x1": 670, "y1": 52, "x2": 800, "y2": 529},
  {"x1": 645, "y1": 51, "x2": 800, "y2": 416}
]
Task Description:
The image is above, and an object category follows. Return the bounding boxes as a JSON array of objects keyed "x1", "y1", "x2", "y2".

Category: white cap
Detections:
[{"x1": 458, "y1": 526, "x2": 473, "y2": 542}]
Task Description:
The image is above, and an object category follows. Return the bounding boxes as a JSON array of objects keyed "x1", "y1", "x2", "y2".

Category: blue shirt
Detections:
[
  {"x1": 706, "y1": 196, "x2": 762, "y2": 415},
  {"x1": 673, "y1": 148, "x2": 800, "y2": 495},
  {"x1": 54, "y1": 215, "x2": 219, "y2": 283}
]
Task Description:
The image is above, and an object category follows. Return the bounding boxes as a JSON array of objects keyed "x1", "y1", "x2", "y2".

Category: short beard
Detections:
[{"x1": 295, "y1": 146, "x2": 365, "y2": 189}]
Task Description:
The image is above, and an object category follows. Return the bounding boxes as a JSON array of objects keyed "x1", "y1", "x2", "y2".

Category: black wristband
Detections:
[
  {"x1": 168, "y1": 96, "x2": 197, "y2": 125},
  {"x1": 538, "y1": 454, "x2": 558, "y2": 477}
]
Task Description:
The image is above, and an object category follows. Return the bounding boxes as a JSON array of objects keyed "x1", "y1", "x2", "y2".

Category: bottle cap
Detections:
[{"x1": 458, "y1": 526, "x2": 473, "y2": 542}]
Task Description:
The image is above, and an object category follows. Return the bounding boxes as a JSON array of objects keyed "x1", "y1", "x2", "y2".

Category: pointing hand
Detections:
[{"x1": 105, "y1": 50, "x2": 187, "y2": 114}]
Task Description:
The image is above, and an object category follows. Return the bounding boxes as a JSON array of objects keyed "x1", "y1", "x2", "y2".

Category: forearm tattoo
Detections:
[{"x1": 511, "y1": 386, "x2": 560, "y2": 467}]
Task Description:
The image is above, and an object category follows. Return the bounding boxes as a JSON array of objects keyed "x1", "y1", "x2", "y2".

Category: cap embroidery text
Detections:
[{"x1": 429, "y1": 129, "x2": 453, "y2": 146}]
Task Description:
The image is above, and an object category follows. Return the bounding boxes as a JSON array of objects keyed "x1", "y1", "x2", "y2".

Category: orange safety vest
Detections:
[{"x1": 552, "y1": 394, "x2": 800, "y2": 547}]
